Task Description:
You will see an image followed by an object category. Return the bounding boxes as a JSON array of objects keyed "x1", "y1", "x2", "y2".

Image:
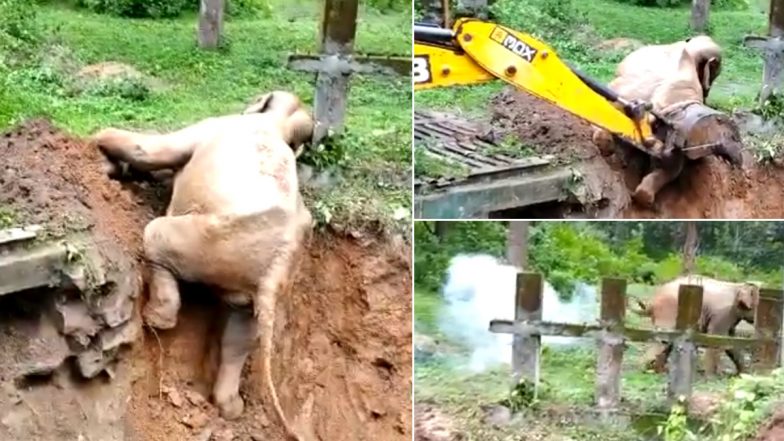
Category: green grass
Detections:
[
  {"x1": 416, "y1": 0, "x2": 766, "y2": 115},
  {"x1": 1, "y1": 0, "x2": 411, "y2": 233}
]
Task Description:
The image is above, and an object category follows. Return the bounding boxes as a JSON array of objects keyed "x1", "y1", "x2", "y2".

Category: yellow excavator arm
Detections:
[{"x1": 414, "y1": 19, "x2": 660, "y2": 153}]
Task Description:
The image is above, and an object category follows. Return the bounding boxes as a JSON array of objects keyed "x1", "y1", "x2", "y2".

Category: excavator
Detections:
[{"x1": 414, "y1": 18, "x2": 743, "y2": 208}]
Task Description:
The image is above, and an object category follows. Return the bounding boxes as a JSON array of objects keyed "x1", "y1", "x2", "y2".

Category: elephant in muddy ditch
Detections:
[
  {"x1": 91, "y1": 91, "x2": 314, "y2": 439},
  {"x1": 634, "y1": 275, "x2": 760, "y2": 375},
  {"x1": 592, "y1": 36, "x2": 743, "y2": 207}
]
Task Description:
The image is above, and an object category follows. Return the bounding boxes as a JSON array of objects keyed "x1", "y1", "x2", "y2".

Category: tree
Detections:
[
  {"x1": 682, "y1": 222, "x2": 699, "y2": 275},
  {"x1": 691, "y1": 0, "x2": 710, "y2": 33},
  {"x1": 434, "y1": 221, "x2": 452, "y2": 239},
  {"x1": 506, "y1": 221, "x2": 529, "y2": 269},
  {"x1": 199, "y1": 0, "x2": 224, "y2": 49}
]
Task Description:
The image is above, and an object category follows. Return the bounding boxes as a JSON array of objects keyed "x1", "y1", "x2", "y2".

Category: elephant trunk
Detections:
[{"x1": 659, "y1": 101, "x2": 744, "y2": 167}]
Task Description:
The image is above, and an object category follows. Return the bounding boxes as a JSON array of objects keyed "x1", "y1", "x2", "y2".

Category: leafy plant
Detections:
[
  {"x1": 82, "y1": 75, "x2": 151, "y2": 101},
  {"x1": 76, "y1": 0, "x2": 192, "y2": 18},
  {"x1": 0, "y1": 0, "x2": 43, "y2": 60},
  {"x1": 501, "y1": 378, "x2": 538, "y2": 412}
]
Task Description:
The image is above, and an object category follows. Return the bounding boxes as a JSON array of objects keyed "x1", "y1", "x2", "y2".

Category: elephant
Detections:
[
  {"x1": 609, "y1": 35, "x2": 722, "y2": 104},
  {"x1": 91, "y1": 91, "x2": 314, "y2": 440},
  {"x1": 591, "y1": 36, "x2": 740, "y2": 207},
  {"x1": 634, "y1": 275, "x2": 760, "y2": 375}
]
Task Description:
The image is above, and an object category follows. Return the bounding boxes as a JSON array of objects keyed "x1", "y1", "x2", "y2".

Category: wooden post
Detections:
[
  {"x1": 198, "y1": 0, "x2": 224, "y2": 49},
  {"x1": 667, "y1": 284, "x2": 703, "y2": 403},
  {"x1": 754, "y1": 288, "x2": 784, "y2": 370},
  {"x1": 596, "y1": 278, "x2": 626, "y2": 410},
  {"x1": 744, "y1": 0, "x2": 784, "y2": 104},
  {"x1": 512, "y1": 272, "x2": 542, "y2": 393},
  {"x1": 690, "y1": 0, "x2": 710, "y2": 32},
  {"x1": 311, "y1": 0, "x2": 358, "y2": 144},
  {"x1": 506, "y1": 221, "x2": 529, "y2": 270}
]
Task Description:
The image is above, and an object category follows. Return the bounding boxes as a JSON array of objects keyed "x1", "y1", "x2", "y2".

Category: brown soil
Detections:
[
  {"x1": 0, "y1": 118, "x2": 167, "y2": 249},
  {"x1": 415, "y1": 404, "x2": 463, "y2": 441},
  {"x1": 755, "y1": 407, "x2": 784, "y2": 441},
  {"x1": 489, "y1": 88, "x2": 784, "y2": 219},
  {"x1": 0, "y1": 120, "x2": 412, "y2": 440}
]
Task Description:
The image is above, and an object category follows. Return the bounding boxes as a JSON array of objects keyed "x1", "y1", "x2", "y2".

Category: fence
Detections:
[{"x1": 489, "y1": 273, "x2": 784, "y2": 409}]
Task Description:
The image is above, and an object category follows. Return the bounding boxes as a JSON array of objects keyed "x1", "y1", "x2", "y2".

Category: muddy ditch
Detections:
[
  {"x1": 483, "y1": 88, "x2": 784, "y2": 218},
  {"x1": 0, "y1": 120, "x2": 412, "y2": 441}
]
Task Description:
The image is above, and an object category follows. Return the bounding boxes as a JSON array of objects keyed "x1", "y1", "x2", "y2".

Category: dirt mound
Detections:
[
  {"x1": 0, "y1": 118, "x2": 166, "y2": 249},
  {"x1": 755, "y1": 407, "x2": 784, "y2": 441},
  {"x1": 0, "y1": 120, "x2": 412, "y2": 440},
  {"x1": 489, "y1": 88, "x2": 784, "y2": 218},
  {"x1": 415, "y1": 404, "x2": 463, "y2": 441}
]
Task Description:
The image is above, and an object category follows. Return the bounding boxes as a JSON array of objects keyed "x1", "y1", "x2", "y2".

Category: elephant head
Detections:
[
  {"x1": 735, "y1": 282, "x2": 760, "y2": 323},
  {"x1": 684, "y1": 36, "x2": 722, "y2": 100},
  {"x1": 243, "y1": 91, "x2": 314, "y2": 155},
  {"x1": 651, "y1": 48, "x2": 705, "y2": 110}
]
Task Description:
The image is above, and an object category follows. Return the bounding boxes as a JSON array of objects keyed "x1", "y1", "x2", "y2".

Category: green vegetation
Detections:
[
  {"x1": 71, "y1": 0, "x2": 408, "y2": 19},
  {"x1": 0, "y1": 0, "x2": 411, "y2": 233},
  {"x1": 660, "y1": 369, "x2": 784, "y2": 440},
  {"x1": 416, "y1": 0, "x2": 766, "y2": 114},
  {"x1": 415, "y1": 221, "x2": 784, "y2": 296}
]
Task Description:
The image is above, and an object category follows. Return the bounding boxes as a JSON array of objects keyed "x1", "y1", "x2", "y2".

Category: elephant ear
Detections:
[
  {"x1": 699, "y1": 57, "x2": 721, "y2": 100},
  {"x1": 243, "y1": 93, "x2": 275, "y2": 115}
]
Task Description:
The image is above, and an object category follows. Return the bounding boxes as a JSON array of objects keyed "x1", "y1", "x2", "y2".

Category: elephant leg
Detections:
[
  {"x1": 143, "y1": 266, "x2": 181, "y2": 329},
  {"x1": 213, "y1": 305, "x2": 258, "y2": 420},
  {"x1": 592, "y1": 128, "x2": 615, "y2": 156},
  {"x1": 141, "y1": 213, "x2": 220, "y2": 329},
  {"x1": 725, "y1": 348, "x2": 745, "y2": 375},
  {"x1": 632, "y1": 155, "x2": 685, "y2": 207},
  {"x1": 725, "y1": 328, "x2": 746, "y2": 375},
  {"x1": 643, "y1": 343, "x2": 670, "y2": 372},
  {"x1": 92, "y1": 122, "x2": 209, "y2": 171},
  {"x1": 703, "y1": 348, "x2": 720, "y2": 376}
]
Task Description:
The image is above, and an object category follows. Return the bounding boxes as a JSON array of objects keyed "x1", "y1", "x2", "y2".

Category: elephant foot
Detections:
[
  {"x1": 142, "y1": 302, "x2": 178, "y2": 330},
  {"x1": 216, "y1": 394, "x2": 244, "y2": 420},
  {"x1": 632, "y1": 185, "x2": 656, "y2": 208}
]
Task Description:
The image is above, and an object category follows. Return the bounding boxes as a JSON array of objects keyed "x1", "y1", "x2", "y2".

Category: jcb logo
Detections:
[
  {"x1": 413, "y1": 55, "x2": 432, "y2": 84},
  {"x1": 490, "y1": 26, "x2": 537, "y2": 63}
]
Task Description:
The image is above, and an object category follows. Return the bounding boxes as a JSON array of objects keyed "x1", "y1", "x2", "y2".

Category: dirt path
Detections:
[
  {"x1": 0, "y1": 120, "x2": 412, "y2": 441},
  {"x1": 489, "y1": 89, "x2": 784, "y2": 218}
]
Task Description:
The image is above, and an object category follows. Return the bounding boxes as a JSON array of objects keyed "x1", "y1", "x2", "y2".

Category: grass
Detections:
[
  {"x1": 1, "y1": 0, "x2": 411, "y2": 234},
  {"x1": 415, "y1": 282, "x2": 737, "y2": 440},
  {"x1": 416, "y1": 0, "x2": 767, "y2": 115}
]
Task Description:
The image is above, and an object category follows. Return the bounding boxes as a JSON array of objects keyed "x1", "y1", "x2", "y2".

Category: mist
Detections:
[{"x1": 438, "y1": 254, "x2": 597, "y2": 371}]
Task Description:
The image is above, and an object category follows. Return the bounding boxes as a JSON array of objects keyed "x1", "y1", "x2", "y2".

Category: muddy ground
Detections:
[
  {"x1": 0, "y1": 120, "x2": 412, "y2": 440},
  {"x1": 489, "y1": 89, "x2": 784, "y2": 219}
]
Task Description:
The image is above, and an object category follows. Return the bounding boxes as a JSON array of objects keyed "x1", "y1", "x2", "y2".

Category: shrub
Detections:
[
  {"x1": 491, "y1": 0, "x2": 583, "y2": 40},
  {"x1": 364, "y1": 0, "x2": 411, "y2": 12},
  {"x1": 76, "y1": 0, "x2": 193, "y2": 18},
  {"x1": 82, "y1": 75, "x2": 151, "y2": 101},
  {"x1": 226, "y1": 0, "x2": 270, "y2": 18},
  {"x1": 0, "y1": 0, "x2": 43, "y2": 59},
  {"x1": 611, "y1": 0, "x2": 748, "y2": 8}
]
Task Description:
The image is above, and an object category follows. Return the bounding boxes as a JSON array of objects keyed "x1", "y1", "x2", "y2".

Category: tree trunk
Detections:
[
  {"x1": 434, "y1": 221, "x2": 451, "y2": 239},
  {"x1": 691, "y1": 0, "x2": 710, "y2": 33},
  {"x1": 198, "y1": 0, "x2": 224, "y2": 49},
  {"x1": 682, "y1": 222, "x2": 699, "y2": 275},
  {"x1": 506, "y1": 221, "x2": 529, "y2": 270}
]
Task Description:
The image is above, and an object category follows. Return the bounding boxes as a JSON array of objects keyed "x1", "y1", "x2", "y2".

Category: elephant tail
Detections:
[
  {"x1": 256, "y1": 271, "x2": 304, "y2": 441},
  {"x1": 629, "y1": 296, "x2": 652, "y2": 317}
]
